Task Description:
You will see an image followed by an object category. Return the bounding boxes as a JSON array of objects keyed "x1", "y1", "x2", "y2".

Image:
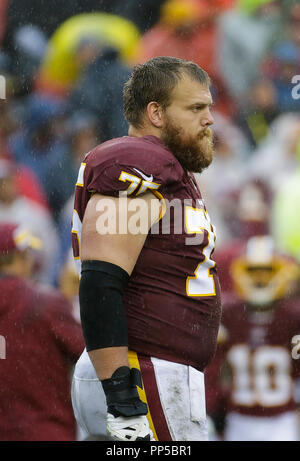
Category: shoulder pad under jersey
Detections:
[{"x1": 77, "y1": 135, "x2": 184, "y2": 197}]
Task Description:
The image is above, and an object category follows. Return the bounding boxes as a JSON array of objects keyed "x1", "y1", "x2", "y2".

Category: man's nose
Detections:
[{"x1": 201, "y1": 109, "x2": 214, "y2": 127}]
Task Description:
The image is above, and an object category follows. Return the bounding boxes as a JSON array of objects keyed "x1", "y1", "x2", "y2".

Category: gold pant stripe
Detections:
[{"x1": 128, "y1": 350, "x2": 158, "y2": 441}]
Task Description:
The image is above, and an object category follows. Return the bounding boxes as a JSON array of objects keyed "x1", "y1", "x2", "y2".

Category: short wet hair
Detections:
[{"x1": 123, "y1": 56, "x2": 211, "y2": 128}]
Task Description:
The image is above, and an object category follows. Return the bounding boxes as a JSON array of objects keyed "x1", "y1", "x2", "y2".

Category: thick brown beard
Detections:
[{"x1": 161, "y1": 119, "x2": 214, "y2": 173}]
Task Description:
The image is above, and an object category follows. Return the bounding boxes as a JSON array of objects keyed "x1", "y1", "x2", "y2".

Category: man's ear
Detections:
[{"x1": 146, "y1": 102, "x2": 164, "y2": 128}]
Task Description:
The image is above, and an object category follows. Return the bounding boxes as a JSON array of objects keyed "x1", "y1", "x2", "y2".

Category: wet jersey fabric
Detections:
[{"x1": 72, "y1": 135, "x2": 222, "y2": 371}]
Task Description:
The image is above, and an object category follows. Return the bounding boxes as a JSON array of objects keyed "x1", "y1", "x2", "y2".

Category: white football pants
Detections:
[
  {"x1": 224, "y1": 411, "x2": 300, "y2": 441},
  {"x1": 71, "y1": 349, "x2": 209, "y2": 441}
]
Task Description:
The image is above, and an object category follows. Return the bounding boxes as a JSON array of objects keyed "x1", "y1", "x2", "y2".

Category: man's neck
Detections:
[{"x1": 128, "y1": 125, "x2": 162, "y2": 139}]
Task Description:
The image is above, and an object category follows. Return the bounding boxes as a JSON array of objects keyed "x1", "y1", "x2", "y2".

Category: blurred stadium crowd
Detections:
[{"x1": 0, "y1": 0, "x2": 300, "y2": 441}]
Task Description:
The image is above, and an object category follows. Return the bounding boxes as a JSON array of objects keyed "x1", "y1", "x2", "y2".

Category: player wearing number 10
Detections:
[
  {"x1": 71, "y1": 57, "x2": 222, "y2": 441},
  {"x1": 205, "y1": 236, "x2": 300, "y2": 441}
]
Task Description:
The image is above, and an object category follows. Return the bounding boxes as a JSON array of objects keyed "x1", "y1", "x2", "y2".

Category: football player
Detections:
[
  {"x1": 0, "y1": 222, "x2": 84, "y2": 440},
  {"x1": 71, "y1": 57, "x2": 222, "y2": 441},
  {"x1": 206, "y1": 235, "x2": 300, "y2": 441}
]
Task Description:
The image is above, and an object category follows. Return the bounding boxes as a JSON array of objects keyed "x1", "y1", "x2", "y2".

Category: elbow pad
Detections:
[{"x1": 79, "y1": 260, "x2": 130, "y2": 352}]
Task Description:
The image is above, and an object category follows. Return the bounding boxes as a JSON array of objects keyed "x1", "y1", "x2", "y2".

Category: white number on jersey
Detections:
[
  {"x1": 185, "y1": 207, "x2": 216, "y2": 297},
  {"x1": 227, "y1": 345, "x2": 292, "y2": 407}
]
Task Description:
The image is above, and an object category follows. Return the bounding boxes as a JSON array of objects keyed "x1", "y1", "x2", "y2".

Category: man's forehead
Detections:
[{"x1": 171, "y1": 75, "x2": 212, "y2": 104}]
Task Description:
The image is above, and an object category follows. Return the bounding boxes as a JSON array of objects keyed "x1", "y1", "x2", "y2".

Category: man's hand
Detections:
[
  {"x1": 106, "y1": 414, "x2": 154, "y2": 441},
  {"x1": 101, "y1": 366, "x2": 155, "y2": 441}
]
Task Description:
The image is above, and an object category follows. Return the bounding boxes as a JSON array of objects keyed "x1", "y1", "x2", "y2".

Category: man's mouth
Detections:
[{"x1": 199, "y1": 128, "x2": 212, "y2": 139}]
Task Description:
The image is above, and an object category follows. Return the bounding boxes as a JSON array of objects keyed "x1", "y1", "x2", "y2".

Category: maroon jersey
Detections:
[
  {"x1": 0, "y1": 276, "x2": 84, "y2": 441},
  {"x1": 72, "y1": 135, "x2": 222, "y2": 371},
  {"x1": 210, "y1": 295, "x2": 300, "y2": 417}
]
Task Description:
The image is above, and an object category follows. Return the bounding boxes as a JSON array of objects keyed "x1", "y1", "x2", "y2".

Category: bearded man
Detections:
[{"x1": 71, "y1": 56, "x2": 221, "y2": 441}]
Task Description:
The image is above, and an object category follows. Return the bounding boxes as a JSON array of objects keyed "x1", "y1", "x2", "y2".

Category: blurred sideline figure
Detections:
[
  {"x1": 58, "y1": 248, "x2": 80, "y2": 324},
  {"x1": 205, "y1": 236, "x2": 300, "y2": 441},
  {"x1": 0, "y1": 159, "x2": 59, "y2": 284},
  {"x1": 36, "y1": 12, "x2": 140, "y2": 96},
  {"x1": 247, "y1": 113, "x2": 300, "y2": 192},
  {"x1": 0, "y1": 222, "x2": 84, "y2": 441},
  {"x1": 218, "y1": 0, "x2": 282, "y2": 103},
  {"x1": 68, "y1": 39, "x2": 131, "y2": 141},
  {"x1": 135, "y1": 0, "x2": 234, "y2": 116},
  {"x1": 271, "y1": 135, "x2": 300, "y2": 263},
  {"x1": 8, "y1": 94, "x2": 75, "y2": 219}
]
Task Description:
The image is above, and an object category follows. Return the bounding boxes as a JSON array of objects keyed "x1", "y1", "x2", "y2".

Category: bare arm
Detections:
[{"x1": 80, "y1": 192, "x2": 160, "y2": 380}]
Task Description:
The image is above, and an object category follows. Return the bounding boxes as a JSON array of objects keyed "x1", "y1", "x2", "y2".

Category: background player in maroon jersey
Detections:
[
  {"x1": 0, "y1": 222, "x2": 84, "y2": 440},
  {"x1": 71, "y1": 56, "x2": 222, "y2": 441},
  {"x1": 205, "y1": 235, "x2": 300, "y2": 441}
]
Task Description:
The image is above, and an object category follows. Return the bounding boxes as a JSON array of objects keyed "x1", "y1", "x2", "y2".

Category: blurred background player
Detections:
[
  {"x1": 0, "y1": 159, "x2": 59, "y2": 283},
  {"x1": 0, "y1": 0, "x2": 299, "y2": 442},
  {"x1": 0, "y1": 222, "x2": 84, "y2": 441},
  {"x1": 58, "y1": 248, "x2": 80, "y2": 323},
  {"x1": 205, "y1": 235, "x2": 300, "y2": 441}
]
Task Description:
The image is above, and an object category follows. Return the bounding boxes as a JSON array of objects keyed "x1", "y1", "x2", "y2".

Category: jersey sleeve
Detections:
[
  {"x1": 80, "y1": 139, "x2": 182, "y2": 198},
  {"x1": 89, "y1": 162, "x2": 163, "y2": 197}
]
